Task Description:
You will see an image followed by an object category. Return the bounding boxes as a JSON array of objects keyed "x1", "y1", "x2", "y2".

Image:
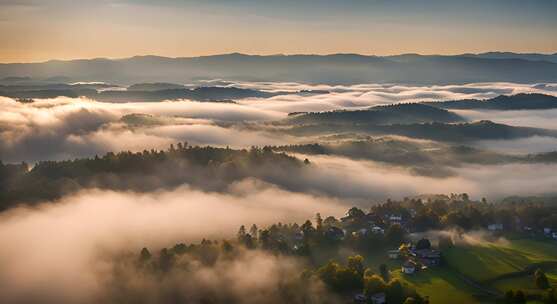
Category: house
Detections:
[
  {"x1": 552, "y1": 232, "x2": 557, "y2": 240},
  {"x1": 371, "y1": 226, "x2": 385, "y2": 234},
  {"x1": 352, "y1": 228, "x2": 369, "y2": 237},
  {"x1": 325, "y1": 226, "x2": 345, "y2": 241},
  {"x1": 370, "y1": 292, "x2": 386, "y2": 304},
  {"x1": 402, "y1": 261, "x2": 416, "y2": 274},
  {"x1": 488, "y1": 223, "x2": 503, "y2": 231},
  {"x1": 388, "y1": 249, "x2": 400, "y2": 259},
  {"x1": 353, "y1": 293, "x2": 367, "y2": 303},
  {"x1": 413, "y1": 249, "x2": 441, "y2": 266},
  {"x1": 389, "y1": 215, "x2": 402, "y2": 224},
  {"x1": 544, "y1": 228, "x2": 552, "y2": 235},
  {"x1": 293, "y1": 231, "x2": 304, "y2": 242}
]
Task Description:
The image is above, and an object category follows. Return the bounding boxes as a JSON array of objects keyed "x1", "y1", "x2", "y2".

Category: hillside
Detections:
[
  {"x1": 287, "y1": 103, "x2": 465, "y2": 125},
  {"x1": 425, "y1": 93, "x2": 557, "y2": 110},
  {"x1": 284, "y1": 120, "x2": 557, "y2": 142},
  {"x1": 0, "y1": 145, "x2": 304, "y2": 209}
]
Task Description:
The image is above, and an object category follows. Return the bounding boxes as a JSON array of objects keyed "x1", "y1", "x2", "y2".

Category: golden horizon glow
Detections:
[{"x1": 1, "y1": 1, "x2": 556, "y2": 63}]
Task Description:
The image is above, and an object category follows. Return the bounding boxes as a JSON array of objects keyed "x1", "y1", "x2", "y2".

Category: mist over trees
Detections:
[{"x1": 0, "y1": 144, "x2": 306, "y2": 210}]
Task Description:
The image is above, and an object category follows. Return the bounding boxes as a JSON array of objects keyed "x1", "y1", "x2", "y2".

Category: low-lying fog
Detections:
[
  {"x1": 0, "y1": 181, "x2": 344, "y2": 303},
  {"x1": 2, "y1": 81, "x2": 557, "y2": 162},
  {"x1": 2, "y1": 81, "x2": 557, "y2": 303}
]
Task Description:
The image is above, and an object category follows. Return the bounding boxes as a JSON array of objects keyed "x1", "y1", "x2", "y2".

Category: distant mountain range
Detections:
[
  {"x1": 425, "y1": 93, "x2": 557, "y2": 110},
  {"x1": 1, "y1": 52, "x2": 557, "y2": 85},
  {"x1": 461, "y1": 52, "x2": 557, "y2": 63}
]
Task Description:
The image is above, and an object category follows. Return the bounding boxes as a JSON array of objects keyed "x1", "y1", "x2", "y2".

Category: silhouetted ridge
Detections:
[
  {"x1": 425, "y1": 93, "x2": 557, "y2": 110},
  {"x1": 287, "y1": 103, "x2": 465, "y2": 125}
]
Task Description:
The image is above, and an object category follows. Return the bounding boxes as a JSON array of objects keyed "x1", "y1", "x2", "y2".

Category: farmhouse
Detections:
[
  {"x1": 389, "y1": 215, "x2": 402, "y2": 224},
  {"x1": 325, "y1": 226, "x2": 345, "y2": 241},
  {"x1": 388, "y1": 249, "x2": 400, "y2": 259},
  {"x1": 353, "y1": 293, "x2": 367, "y2": 303},
  {"x1": 412, "y1": 249, "x2": 441, "y2": 266},
  {"x1": 402, "y1": 261, "x2": 416, "y2": 274},
  {"x1": 487, "y1": 223, "x2": 503, "y2": 231},
  {"x1": 352, "y1": 228, "x2": 369, "y2": 237},
  {"x1": 370, "y1": 292, "x2": 386, "y2": 304},
  {"x1": 371, "y1": 226, "x2": 385, "y2": 234}
]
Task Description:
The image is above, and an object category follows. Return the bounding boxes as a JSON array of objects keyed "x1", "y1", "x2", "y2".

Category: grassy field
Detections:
[
  {"x1": 385, "y1": 238, "x2": 557, "y2": 303},
  {"x1": 443, "y1": 239, "x2": 557, "y2": 282},
  {"x1": 393, "y1": 268, "x2": 482, "y2": 304}
]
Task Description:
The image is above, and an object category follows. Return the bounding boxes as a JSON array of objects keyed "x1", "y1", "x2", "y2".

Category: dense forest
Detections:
[
  {"x1": 0, "y1": 144, "x2": 305, "y2": 210},
  {"x1": 425, "y1": 93, "x2": 557, "y2": 110},
  {"x1": 282, "y1": 120, "x2": 557, "y2": 142}
]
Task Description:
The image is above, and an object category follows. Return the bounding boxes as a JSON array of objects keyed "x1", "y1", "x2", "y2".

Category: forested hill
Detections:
[
  {"x1": 0, "y1": 85, "x2": 289, "y2": 102},
  {"x1": 286, "y1": 120, "x2": 557, "y2": 142},
  {"x1": 287, "y1": 103, "x2": 465, "y2": 125},
  {"x1": 424, "y1": 93, "x2": 557, "y2": 110},
  {"x1": 0, "y1": 145, "x2": 304, "y2": 210}
]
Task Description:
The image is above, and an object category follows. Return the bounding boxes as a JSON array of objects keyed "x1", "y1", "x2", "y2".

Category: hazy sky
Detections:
[{"x1": 1, "y1": 0, "x2": 556, "y2": 62}]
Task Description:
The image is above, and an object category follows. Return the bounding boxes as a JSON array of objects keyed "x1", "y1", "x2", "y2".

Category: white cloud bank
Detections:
[
  {"x1": 1, "y1": 81, "x2": 557, "y2": 161},
  {"x1": 0, "y1": 181, "x2": 345, "y2": 303}
]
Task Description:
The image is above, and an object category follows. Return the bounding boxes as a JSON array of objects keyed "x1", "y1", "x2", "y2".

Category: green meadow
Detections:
[{"x1": 391, "y1": 238, "x2": 557, "y2": 303}]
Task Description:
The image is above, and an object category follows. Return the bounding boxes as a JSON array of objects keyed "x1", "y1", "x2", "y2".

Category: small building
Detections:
[
  {"x1": 370, "y1": 292, "x2": 386, "y2": 304},
  {"x1": 413, "y1": 249, "x2": 441, "y2": 266},
  {"x1": 293, "y1": 231, "x2": 304, "y2": 241},
  {"x1": 371, "y1": 226, "x2": 385, "y2": 235},
  {"x1": 388, "y1": 249, "x2": 400, "y2": 259},
  {"x1": 552, "y1": 232, "x2": 557, "y2": 240},
  {"x1": 402, "y1": 261, "x2": 416, "y2": 274},
  {"x1": 544, "y1": 228, "x2": 552, "y2": 235},
  {"x1": 325, "y1": 226, "x2": 345, "y2": 241},
  {"x1": 488, "y1": 223, "x2": 503, "y2": 231},
  {"x1": 353, "y1": 293, "x2": 367, "y2": 303},
  {"x1": 352, "y1": 228, "x2": 369, "y2": 237},
  {"x1": 389, "y1": 215, "x2": 402, "y2": 224}
]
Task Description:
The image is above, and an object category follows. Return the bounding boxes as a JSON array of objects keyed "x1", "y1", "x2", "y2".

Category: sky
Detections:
[{"x1": 0, "y1": 0, "x2": 556, "y2": 63}]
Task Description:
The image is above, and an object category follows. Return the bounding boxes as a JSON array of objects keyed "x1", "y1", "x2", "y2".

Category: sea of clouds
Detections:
[
  {"x1": 2, "y1": 81, "x2": 557, "y2": 162},
  {"x1": 2, "y1": 81, "x2": 557, "y2": 303}
]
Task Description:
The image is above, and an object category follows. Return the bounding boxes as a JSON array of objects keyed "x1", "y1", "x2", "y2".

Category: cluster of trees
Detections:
[
  {"x1": 138, "y1": 238, "x2": 231, "y2": 272},
  {"x1": 536, "y1": 269, "x2": 551, "y2": 290},
  {"x1": 543, "y1": 289, "x2": 557, "y2": 304},
  {"x1": 504, "y1": 270, "x2": 556, "y2": 304},
  {"x1": 0, "y1": 144, "x2": 304, "y2": 210},
  {"x1": 135, "y1": 240, "x2": 427, "y2": 304},
  {"x1": 354, "y1": 195, "x2": 557, "y2": 233},
  {"x1": 225, "y1": 195, "x2": 557, "y2": 261},
  {"x1": 313, "y1": 255, "x2": 428, "y2": 304},
  {"x1": 235, "y1": 210, "x2": 406, "y2": 260}
]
